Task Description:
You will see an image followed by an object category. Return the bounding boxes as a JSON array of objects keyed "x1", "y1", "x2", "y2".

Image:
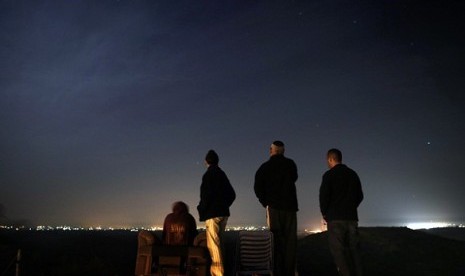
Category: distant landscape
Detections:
[
  {"x1": 298, "y1": 227, "x2": 465, "y2": 276},
  {"x1": 1, "y1": 227, "x2": 465, "y2": 276}
]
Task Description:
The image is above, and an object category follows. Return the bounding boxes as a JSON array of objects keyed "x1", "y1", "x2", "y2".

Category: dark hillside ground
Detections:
[
  {"x1": 1, "y1": 227, "x2": 465, "y2": 276},
  {"x1": 421, "y1": 227, "x2": 465, "y2": 241},
  {"x1": 0, "y1": 230, "x2": 137, "y2": 276},
  {"x1": 298, "y1": 227, "x2": 465, "y2": 276}
]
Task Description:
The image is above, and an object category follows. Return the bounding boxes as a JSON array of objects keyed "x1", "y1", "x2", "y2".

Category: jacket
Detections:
[
  {"x1": 162, "y1": 202, "x2": 198, "y2": 245},
  {"x1": 254, "y1": 154, "x2": 298, "y2": 211},
  {"x1": 319, "y1": 164, "x2": 364, "y2": 221},
  {"x1": 197, "y1": 165, "x2": 236, "y2": 221}
]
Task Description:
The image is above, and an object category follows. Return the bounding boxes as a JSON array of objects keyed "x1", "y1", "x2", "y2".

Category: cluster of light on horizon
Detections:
[
  {"x1": 406, "y1": 222, "x2": 464, "y2": 230},
  {"x1": 2, "y1": 222, "x2": 464, "y2": 232},
  {"x1": 0, "y1": 224, "x2": 269, "y2": 232}
]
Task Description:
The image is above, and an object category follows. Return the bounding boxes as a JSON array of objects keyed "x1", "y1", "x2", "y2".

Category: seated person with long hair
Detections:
[
  {"x1": 162, "y1": 201, "x2": 198, "y2": 246},
  {"x1": 158, "y1": 201, "x2": 199, "y2": 274}
]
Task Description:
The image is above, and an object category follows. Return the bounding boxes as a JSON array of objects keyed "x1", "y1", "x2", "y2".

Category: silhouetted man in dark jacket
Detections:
[
  {"x1": 320, "y1": 148, "x2": 364, "y2": 276},
  {"x1": 255, "y1": 140, "x2": 298, "y2": 276},
  {"x1": 197, "y1": 150, "x2": 236, "y2": 276}
]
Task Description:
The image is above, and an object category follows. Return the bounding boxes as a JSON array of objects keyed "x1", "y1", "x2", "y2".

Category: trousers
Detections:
[
  {"x1": 267, "y1": 207, "x2": 297, "y2": 276},
  {"x1": 327, "y1": 220, "x2": 363, "y2": 276},
  {"x1": 205, "y1": 217, "x2": 228, "y2": 276}
]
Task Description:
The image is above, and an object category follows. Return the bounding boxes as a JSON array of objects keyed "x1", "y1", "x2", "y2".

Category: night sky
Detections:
[{"x1": 1, "y1": 1, "x2": 464, "y2": 230}]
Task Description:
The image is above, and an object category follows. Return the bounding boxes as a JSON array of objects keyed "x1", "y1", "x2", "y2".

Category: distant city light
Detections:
[
  {"x1": 304, "y1": 228, "x2": 323, "y2": 234},
  {"x1": 407, "y1": 222, "x2": 452, "y2": 229},
  {"x1": 1, "y1": 222, "x2": 463, "y2": 232}
]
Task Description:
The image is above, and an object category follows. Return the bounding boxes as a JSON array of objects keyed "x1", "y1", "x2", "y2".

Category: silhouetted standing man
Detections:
[
  {"x1": 319, "y1": 148, "x2": 364, "y2": 276},
  {"x1": 197, "y1": 150, "x2": 236, "y2": 276},
  {"x1": 254, "y1": 141, "x2": 298, "y2": 276}
]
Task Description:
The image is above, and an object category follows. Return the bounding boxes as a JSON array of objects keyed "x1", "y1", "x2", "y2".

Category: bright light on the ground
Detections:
[{"x1": 406, "y1": 222, "x2": 451, "y2": 230}]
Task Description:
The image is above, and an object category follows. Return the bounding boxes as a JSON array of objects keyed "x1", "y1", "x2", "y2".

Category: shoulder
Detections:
[
  {"x1": 323, "y1": 168, "x2": 331, "y2": 176},
  {"x1": 347, "y1": 165, "x2": 358, "y2": 174},
  {"x1": 181, "y1": 213, "x2": 196, "y2": 222},
  {"x1": 214, "y1": 166, "x2": 229, "y2": 178},
  {"x1": 285, "y1": 156, "x2": 297, "y2": 166},
  {"x1": 341, "y1": 164, "x2": 358, "y2": 175},
  {"x1": 322, "y1": 169, "x2": 332, "y2": 179},
  {"x1": 346, "y1": 166, "x2": 360, "y2": 179},
  {"x1": 164, "y1": 213, "x2": 175, "y2": 223},
  {"x1": 256, "y1": 160, "x2": 272, "y2": 176},
  {"x1": 207, "y1": 165, "x2": 223, "y2": 174},
  {"x1": 203, "y1": 167, "x2": 217, "y2": 178},
  {"x1": 277, "y1": 155, "x2": 296, "y2": 164},
  {"x1": 259, "y1": 158, "x2": 272, "y2": 167}
]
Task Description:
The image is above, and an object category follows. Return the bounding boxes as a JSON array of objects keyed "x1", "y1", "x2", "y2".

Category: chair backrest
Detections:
[
  {"x1": 193, "y1": 231, "x2": 207, "y2": 247},
  {"x1": 135, "y1": 230, "x2": 156, "y2": 276},
  {"x1": 236, "y1": 230, "x2": 273, "y2": 275},
  {"x1": 152, "y1": 245, "x2": 210, "y2": 276}
]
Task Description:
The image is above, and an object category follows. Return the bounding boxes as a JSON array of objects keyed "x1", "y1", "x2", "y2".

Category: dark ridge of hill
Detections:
[
  {"x1": 0, "y1": 230, "x2": 138, "y2": 276},
  {"x1": 1, "y1": 227, "x2": 465, "y2": 276},
  {"x1": 297, "y1": 227, "x2": 465, "y2": 276},
  {"x1": 420, "y1": 227, "x2": 465, "y2": 241}
]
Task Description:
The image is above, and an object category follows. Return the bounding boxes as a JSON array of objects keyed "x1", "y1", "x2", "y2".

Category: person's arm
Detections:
[
  {"x1": 291, "y1": 159, "x2": 298, "y2": 183},
  {"x1": 319, "y1": 174, "x2": 330, "y2": 219},
  {"x1": 197, "y1": 173, "x2": 212, "y2": 220},
  {"x1": 254, "y1": 165, "x2": 267, "y2": 208},
  {"x1": 354, "y1": 172, "x2": 364, "y2": 207},
  {"x1": 188, "y1": 214, "x2": 198, "y2": 245},
  {"x1": 224, "y1": 174, "x2": 236, "y2": 207},
  {"x1": 162, "y1": 214, "x2": 170, "y2": 244}
]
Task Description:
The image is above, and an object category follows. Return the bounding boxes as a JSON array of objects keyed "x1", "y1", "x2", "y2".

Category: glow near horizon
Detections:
[
  {"x1": 5, "y1": 221, "x2": 463, "y2": 232},
  {"x1": 406, "y1": 222, "x2": 455, "y2": 230}
]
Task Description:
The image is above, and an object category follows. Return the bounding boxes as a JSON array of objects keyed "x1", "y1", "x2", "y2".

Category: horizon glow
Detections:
[{"x1": 406, "y1": 222, "x2": 453, "y2": 230}]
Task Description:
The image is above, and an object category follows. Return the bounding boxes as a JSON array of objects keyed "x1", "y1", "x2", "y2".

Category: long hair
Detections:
[{"x1": 172, "y1": 201, "x2": 189, "y2": 215}]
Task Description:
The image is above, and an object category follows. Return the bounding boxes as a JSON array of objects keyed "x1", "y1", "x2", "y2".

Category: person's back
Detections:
[
  {"x1": 254, "y1": 154, "x2": 298, "y2": 211},
  {"x1": 197, "y1": 165, "x2": 235, "y2": 221},
  {"x1": 320, "y1": 163, "x2": 363, "y2": 221},
  {"x1": 197, "y1": 150, "x2": 236, "y2": 276},
  {"x1": 162, "y1": 201, "x2": 198, "y2": 246},
  {"x1": 319, "y1": 148, "x2": 364, "y2": 276},
  {"x1": 254, "y1": 141, "x2": 298, "y2": 276}
]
